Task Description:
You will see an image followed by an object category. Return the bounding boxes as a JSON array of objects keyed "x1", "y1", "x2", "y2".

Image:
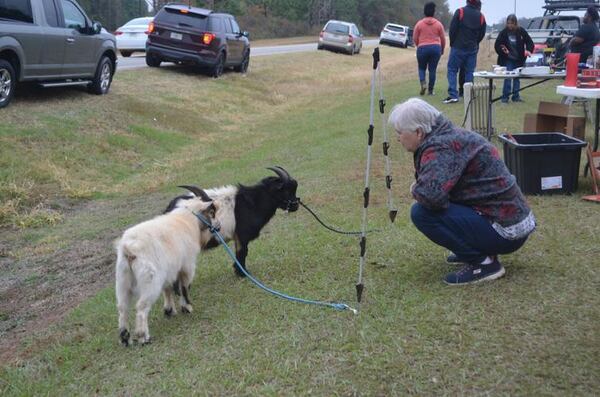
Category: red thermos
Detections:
[{"x1": 565, "y1": 53, "x2": 580, "y2": 87}]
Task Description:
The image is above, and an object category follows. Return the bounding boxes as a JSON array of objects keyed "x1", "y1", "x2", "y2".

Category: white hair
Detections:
[{"x1": 388, "y1": 98, "x2": 441, "y2": 135}]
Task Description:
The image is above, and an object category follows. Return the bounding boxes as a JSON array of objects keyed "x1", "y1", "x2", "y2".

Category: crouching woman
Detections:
[{"x1": 388, "y1": 98, "x2": 535, "y2": 285}]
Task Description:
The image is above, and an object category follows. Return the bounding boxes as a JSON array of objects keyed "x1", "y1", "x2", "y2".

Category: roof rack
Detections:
[{"x1": 543, "y1": 0, "x2": 600, "y2": 15}]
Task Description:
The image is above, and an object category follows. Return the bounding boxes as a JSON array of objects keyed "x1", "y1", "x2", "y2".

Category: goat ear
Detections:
[
  {"x1": 178, "y1": 185, "x2": 212, "y2": 202},
  {"x1": 206, "y1": 203, "x2": 216, "y2": 218}
]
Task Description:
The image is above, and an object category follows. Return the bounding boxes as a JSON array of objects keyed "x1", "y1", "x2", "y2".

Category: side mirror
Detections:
[
  {"x1": 92, "y1": 21, "x2": 102, "y2": 35},
  {"x1": 242, "y1": 31, "x2": 249, "y2": 39}
]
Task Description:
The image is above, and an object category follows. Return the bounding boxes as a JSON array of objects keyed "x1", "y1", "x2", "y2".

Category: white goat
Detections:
[{"x1": 115, "y1": 192, "x2": 218, "y2": 346}]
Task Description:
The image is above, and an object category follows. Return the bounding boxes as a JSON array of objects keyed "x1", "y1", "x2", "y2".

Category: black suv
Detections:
[{"x1": 145, "y1": 4, "x2": 250, "y2": 77}]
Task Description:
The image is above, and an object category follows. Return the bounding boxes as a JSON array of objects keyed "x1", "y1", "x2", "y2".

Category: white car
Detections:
[
  {"x1": 379, "y1": 23, "x2": 411, "y2": 48},
  {"x1": 318, "y1": 20, "x2": 363, "y2": 55},
  {"x1": 114, "y1": 17, "x2": 153, "y2": 57}
]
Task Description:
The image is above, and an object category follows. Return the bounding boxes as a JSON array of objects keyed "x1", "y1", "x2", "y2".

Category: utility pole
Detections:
[{"x1": 514, "y1": 0, "x2": 516, "y2": 14}]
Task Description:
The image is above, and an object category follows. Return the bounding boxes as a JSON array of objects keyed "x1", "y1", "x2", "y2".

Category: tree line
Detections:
[{"x1": 81, "y1": 0, "x2": 453, "y2": 38}]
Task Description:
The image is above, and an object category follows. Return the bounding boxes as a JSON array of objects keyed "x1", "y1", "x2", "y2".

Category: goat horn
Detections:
[
  {"x1": 274, "y1": 166, "x2": 291, "y2": 180},
  {"x1": 177, "y1": 185, "x2": 212, "y2": 202},
  {"x1": 267, "y1": 166, "x2": 289, "y2": 182}
]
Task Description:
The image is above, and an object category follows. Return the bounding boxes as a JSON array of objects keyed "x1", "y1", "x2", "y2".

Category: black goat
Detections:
[{"x1": 165, "y1": 166, "x2": 299, "y2": 276}]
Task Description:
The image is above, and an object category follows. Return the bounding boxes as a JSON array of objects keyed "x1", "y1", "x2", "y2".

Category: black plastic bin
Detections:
[{"x1": 498, "y1": 132, "x2": 587, "y2": 194}]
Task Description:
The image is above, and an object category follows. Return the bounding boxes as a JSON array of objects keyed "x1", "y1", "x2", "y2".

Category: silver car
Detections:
[
  {"x1": 115, "y1": 17, "x2": 153, "y2": 57},
  {"x1": 317, "y1": 20, "x2": 363, "y2": 55}
]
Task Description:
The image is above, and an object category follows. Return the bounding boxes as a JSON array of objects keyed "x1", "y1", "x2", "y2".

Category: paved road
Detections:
[{"x1": 117, "y1": 39, "x2": 380, "y2": 71}]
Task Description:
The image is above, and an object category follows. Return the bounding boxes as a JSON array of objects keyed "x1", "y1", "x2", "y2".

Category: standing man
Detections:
[
  {"x1": 444, "y1": 0, "x2": 487, "y2": 104},
  {"x1": 568, "y1": 6, "x2": 600, "y2": 64}
]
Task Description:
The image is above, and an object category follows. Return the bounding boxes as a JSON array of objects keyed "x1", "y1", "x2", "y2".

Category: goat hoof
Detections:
[
  {"x1": 233, "y1": 264, "x2": 247, "y2": 277},
  {"x1": 164, "y1": 307, "x2": 174, "y2": 317},
  {"x1": 181, "y1": 305, "x2": 193, "y2": 314},
  {"x1": 141, "y1": 337, "x2": 152, "y2": 346},
  {"x1": 119, "y1": 329, "x2": 130, "y2": 347}
]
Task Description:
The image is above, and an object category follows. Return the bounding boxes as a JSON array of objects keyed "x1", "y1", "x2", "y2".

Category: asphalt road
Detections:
[{"x1": 116, "y1": 39, "x2": 380, "y2": 71}]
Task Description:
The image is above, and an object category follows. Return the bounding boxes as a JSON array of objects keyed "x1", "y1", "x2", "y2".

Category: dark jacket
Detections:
[
  {"x1": 494, "y1": 27, "x2": 535, "y2": 67},
  {"x1": 449, "y1": 5, "x2": 487, "y2": 50},
  {"x1": 412, "y1": 116, "x2": 535, "y2": 239},
  {"x1": 570, "y1": 21, "x2": 600, "y2": 63}
]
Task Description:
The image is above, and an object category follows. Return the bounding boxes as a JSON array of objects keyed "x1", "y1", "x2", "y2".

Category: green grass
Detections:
[{"x1": 0, "y1": 47, "x2": 599, "y2": 395}]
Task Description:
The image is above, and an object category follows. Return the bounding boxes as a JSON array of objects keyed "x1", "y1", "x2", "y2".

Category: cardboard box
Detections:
[{"x1": 523, "y1": 101, "x2": 586, "y2": 141}]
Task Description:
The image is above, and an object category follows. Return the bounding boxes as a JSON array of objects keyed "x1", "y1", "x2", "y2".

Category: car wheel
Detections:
[
  {"x1": 146, "y1": 53, "x2": 161, "y2": 67},
  {"x1": 0, "y1": 60, "x2": 16, "y2": 109},
  {"x1": 89, "y1": 56, "x2": 113, "y2": 95},
  {"x1": 356, "y1": 44, "x2": 361, "y2": 54},
  {"x1": 120, "y1": 51, "x2": 132, "y2": 57},
  {"x1": 317, "y1": 44, "x2": 324, "y2": 50},
  {"x1": 234, "y1": 50, "x2": 249, "y2": 73},
  {"x1": 211, "y1": 52, "x2": 225, "y2": 78},
  {"x1": 348, "y1": 46, "x2": 355, "y2": 56}
]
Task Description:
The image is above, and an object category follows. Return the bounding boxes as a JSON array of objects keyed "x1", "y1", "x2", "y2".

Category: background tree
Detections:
[{"x1": 78, "y1": 0, "x2": 452, "y2": 37}]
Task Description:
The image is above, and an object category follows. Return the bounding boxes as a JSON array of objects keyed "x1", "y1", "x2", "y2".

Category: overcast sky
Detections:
[{"x1": 445, "y1": 0, "x2": 552, "y2": 25}]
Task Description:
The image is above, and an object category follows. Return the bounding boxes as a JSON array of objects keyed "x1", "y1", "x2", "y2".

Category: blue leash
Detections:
[{"x1": 193, "y1": 212, "x2": 357, "y2": 314}]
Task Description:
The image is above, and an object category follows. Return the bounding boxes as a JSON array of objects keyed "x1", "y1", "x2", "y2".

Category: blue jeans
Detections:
[
  {"x1": 417, "y1": 44, "x2": 442, "y2": 91},
  {"x1": 447, "y1": 47, "x2": 478, "y2": 99},
  {"x1": 502, "y1": 60, "x2": 521, "y2": 101},
  {"x1": 410, "y1": 202, "x2": 528, "y2": 264}
]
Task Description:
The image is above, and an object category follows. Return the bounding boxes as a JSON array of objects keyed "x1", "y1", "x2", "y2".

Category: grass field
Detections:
[{"x1": 0, "y1": 44, "x2": 599, "y2": 395}]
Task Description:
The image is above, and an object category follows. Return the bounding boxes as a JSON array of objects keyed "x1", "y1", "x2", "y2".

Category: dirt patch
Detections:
[{"x1": 0, "y1": 195, "x2": 164, "y2": 364}]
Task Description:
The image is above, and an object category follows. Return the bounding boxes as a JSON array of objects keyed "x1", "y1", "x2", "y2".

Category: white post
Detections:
[{"x1": 464, "y1": 82, "x2": 473, "y2": 131}]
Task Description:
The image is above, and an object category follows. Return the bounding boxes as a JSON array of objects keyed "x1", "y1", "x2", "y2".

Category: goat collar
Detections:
[{"x1": 191, "y1": 211, "x2": 220, "y2": 234}]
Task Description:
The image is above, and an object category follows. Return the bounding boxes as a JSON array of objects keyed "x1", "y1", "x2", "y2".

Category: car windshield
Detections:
[
  {"x1": 157, "y1": 8, "x2": 208, "y2": 30},
  {"x1": 126, "y1": 18, "x2": 151, "y2": 26},
  {"x1": 325, "y1": 22, "x2": 349, "y2": 34},
  {"x1": 386, "y1": 25, "x2": 404, "y2": 32}
]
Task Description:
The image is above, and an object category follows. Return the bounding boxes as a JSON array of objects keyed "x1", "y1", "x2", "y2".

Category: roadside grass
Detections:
[{"x1": 0, "y1": 46, "x2": 599, "y2": 395}]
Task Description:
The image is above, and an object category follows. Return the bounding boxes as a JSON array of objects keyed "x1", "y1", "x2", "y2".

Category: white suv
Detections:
[{"x1": 379, "y1": 23, "x2": 410, "y2": 48}]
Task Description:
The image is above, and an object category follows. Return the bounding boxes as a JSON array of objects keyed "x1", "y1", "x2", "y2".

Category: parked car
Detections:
[
  {"x1": 145, "y1": 4, "x2": 250, "y2": 77},
  {"x1": 0, "y1": 0, "x2": 117, "y2": 109},
  {"x1": 317, "y1": 20, "x2": 363, "y2": 55},
  {"x1": 379, "y1": 23, "x2": 411, "y2": 47},
  {"x1": 115, "y1": 17, "x2": 153, "y2": 57}
]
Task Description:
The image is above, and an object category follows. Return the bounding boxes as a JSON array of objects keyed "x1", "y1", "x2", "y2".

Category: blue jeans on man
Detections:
[
  {"x1": 502, "y1": 60, "x2": 521, "y2": 102},
  {"x1": 447, "y1": 47, "x2": 479, "y2": 99},
  {"x1": 410, "y1": 202, "x2": 527, "y2": 265},
  {"x1": 417, "y1": 44, "x2": 442, "y2": 92}
]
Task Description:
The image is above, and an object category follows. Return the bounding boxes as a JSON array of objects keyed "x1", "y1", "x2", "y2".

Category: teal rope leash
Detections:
[{"x1": 193, "y1": 212, "x2": 357, "y2": 314}]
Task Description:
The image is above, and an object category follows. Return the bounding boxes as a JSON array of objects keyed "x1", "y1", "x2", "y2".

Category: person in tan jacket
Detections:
[{"x1": 413, "y1": 2, "x2": 446, "y2": 95}]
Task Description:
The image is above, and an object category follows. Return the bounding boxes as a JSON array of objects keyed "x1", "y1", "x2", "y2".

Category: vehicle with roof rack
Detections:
[
  {"x1": 524, "y1": 0, "x2": 600, "y2": 60},
  {"x1": 145, "y1": 3, "x2": 250, "y2": 77}
]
